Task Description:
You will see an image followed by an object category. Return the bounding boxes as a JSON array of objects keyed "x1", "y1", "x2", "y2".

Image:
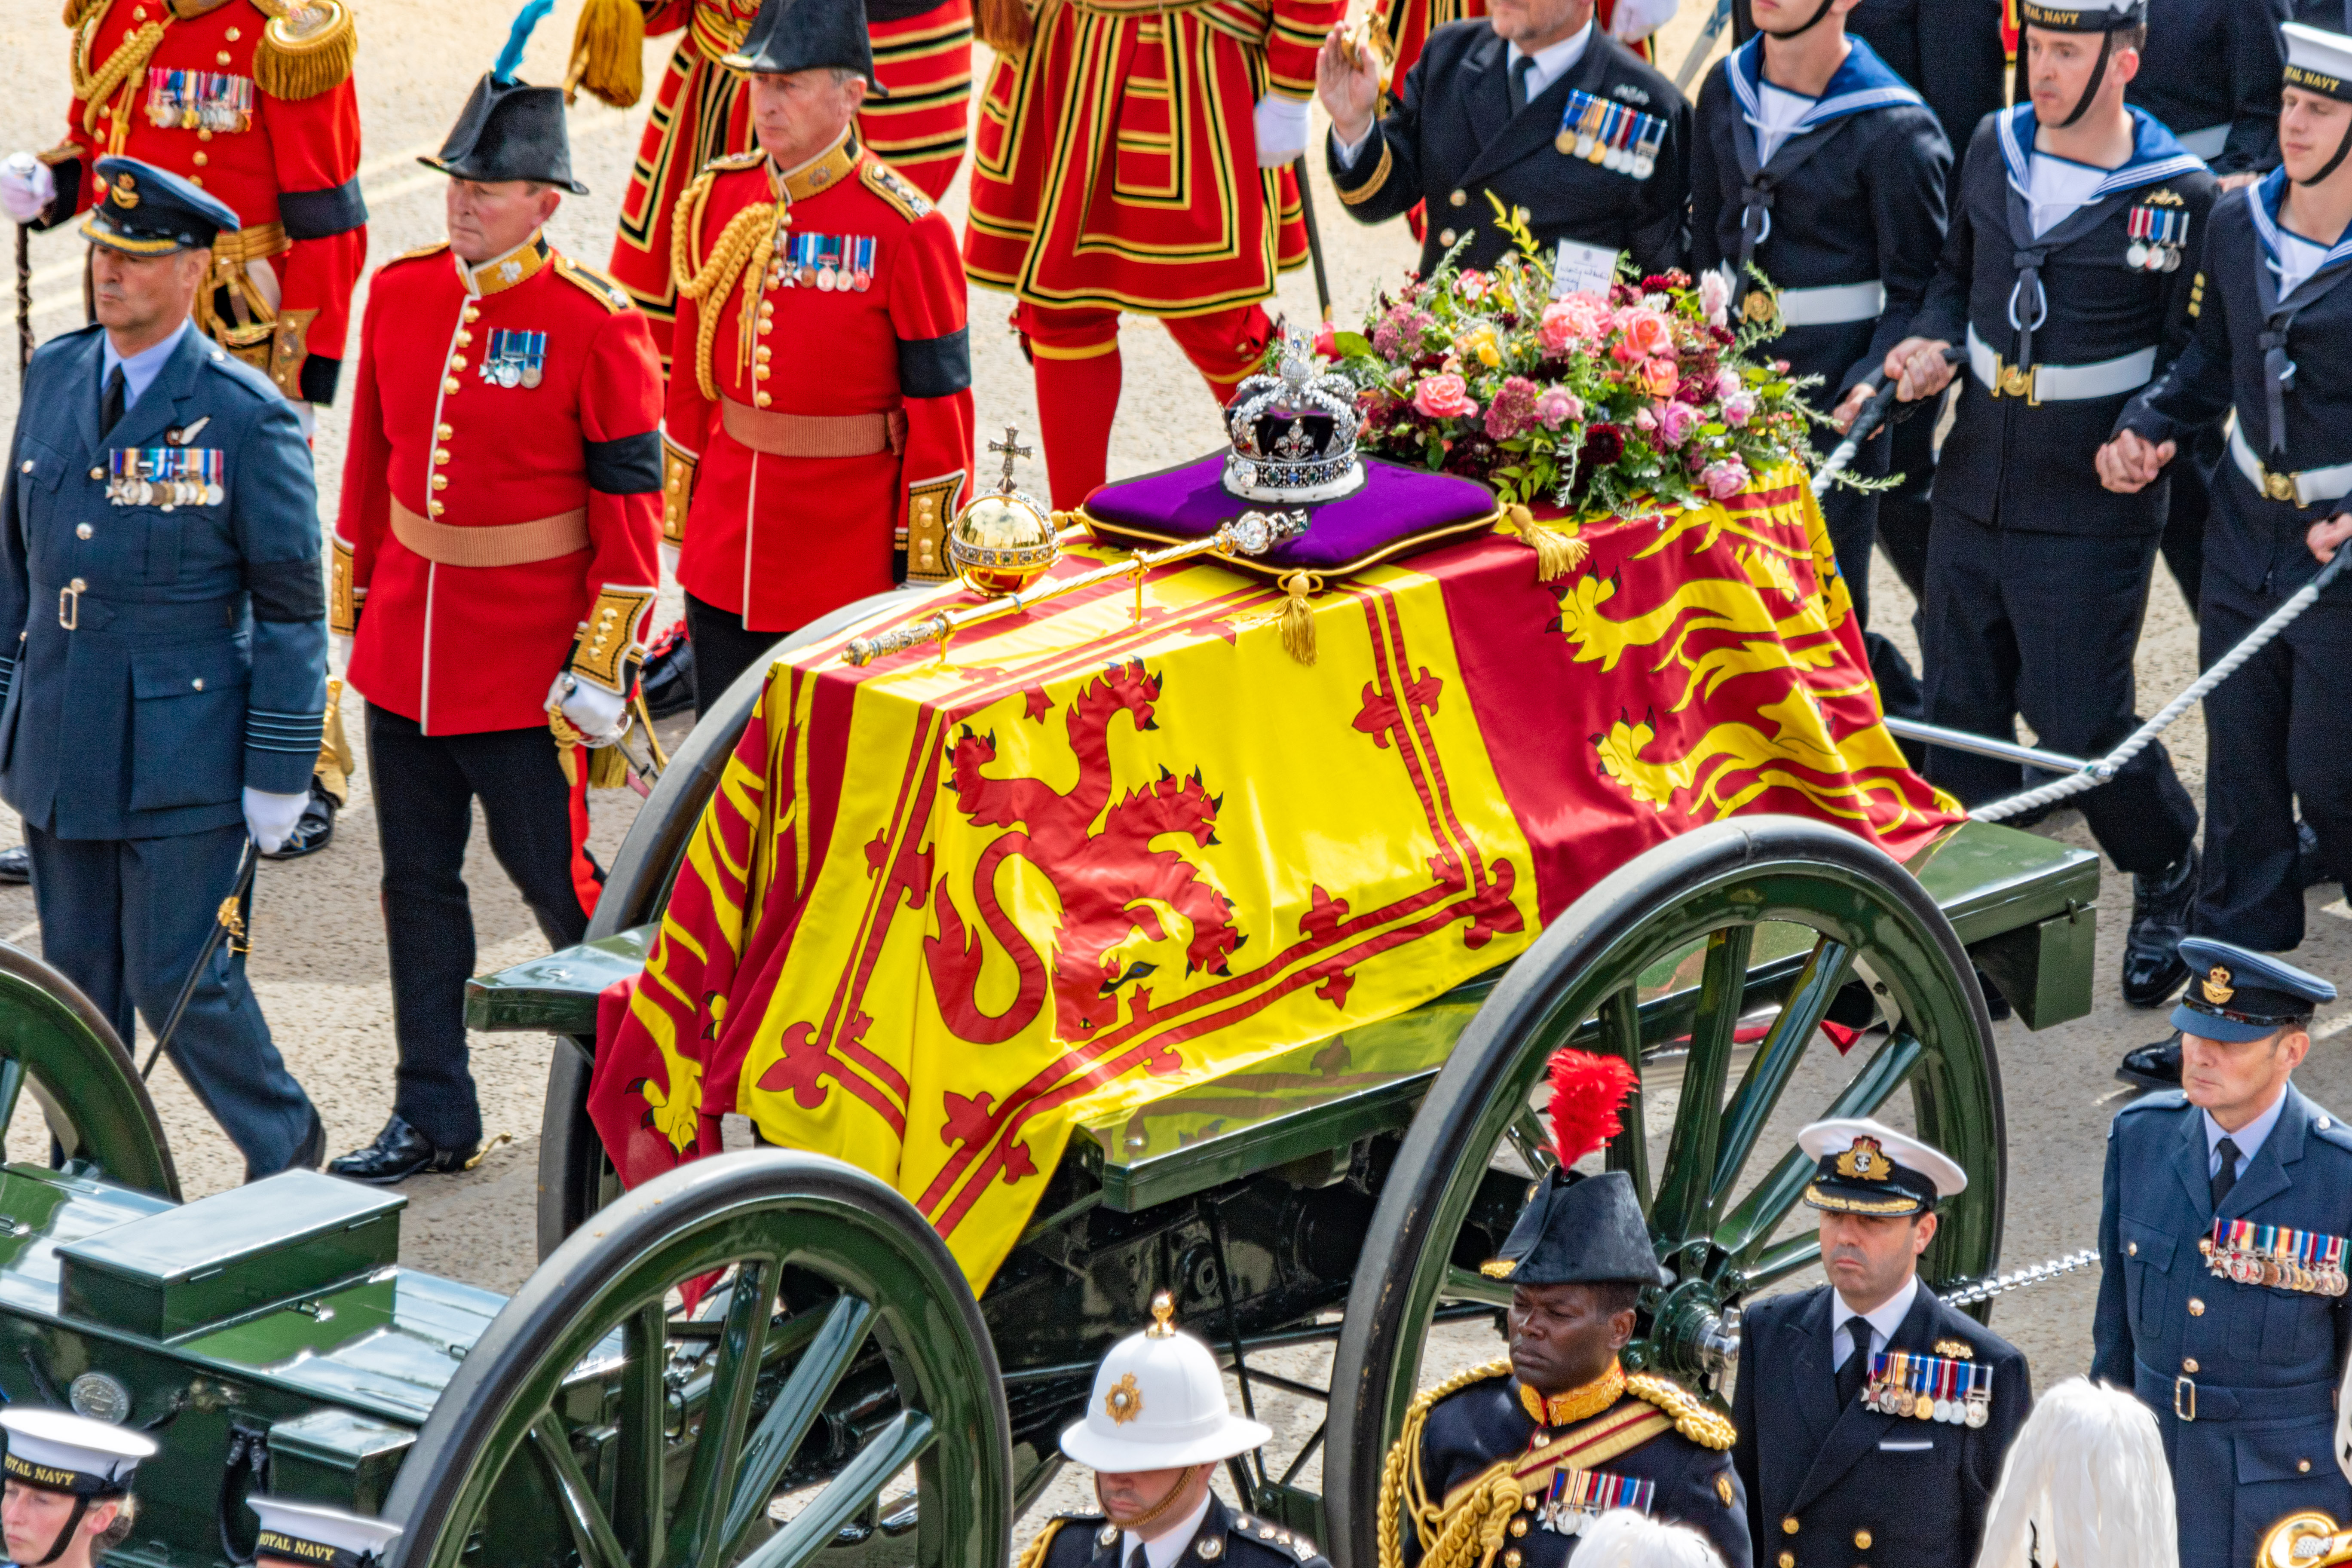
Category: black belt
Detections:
[
  {"x1": 2138, "y1": 1359, "x2": 2337, "y2": 1422},
  {"x1": 38, "y1": 582, "x2": 240, "y2": 634}
]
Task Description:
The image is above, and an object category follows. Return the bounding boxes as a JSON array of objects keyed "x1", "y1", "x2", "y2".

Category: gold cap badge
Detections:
[
  {"x1": 1479, "y1": 1259, "x2": 1518, "y2": 1280},
  {"x1": 1835, "y1": 1136, "x2": 1889, "y2": 1181},
  {"x1": 2202, "y1": 965, "x2": 2235, "y2": 1005},
  {"x1": 110, "y1": 173, "x2": 138, "y2": 210},
  {"x1": 1105, "y1": 1372, "x2": 1143, "y2": 1424}
]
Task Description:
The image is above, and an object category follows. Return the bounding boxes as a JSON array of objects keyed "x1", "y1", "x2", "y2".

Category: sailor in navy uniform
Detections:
[
  {"x1": 1691, "y1": 5, "x2": 1950, "y2": 636},
  {"x1": 247, "y1": 1494, "x2": 401, "y2": 1568},
  {"x1": 1731, "y1": 1120, "x2": 2030, "y2": 1568},
  {"x1": 0, "y1": 159, "x2": 325, "y2": 1179},
  {"x1": 2102, "y1": 24, "x2": 2352, "y2": 1090},
  {"x1": 1316, "y1": 0, "x2": 1692, "y2": 278},
  {"x1": 2091, "y1": 939, "x2": 2350, "y2": 1568},
  {"x1": 1023, "y1": 1292, "x2": 1331, "y2": 1568},
  {"x1": 1876, "y1": 0, "x2": 2214, "y2": 1014},
  {"x1": 0, "y1": 1408, "x2": 155, "y2": 1568}
]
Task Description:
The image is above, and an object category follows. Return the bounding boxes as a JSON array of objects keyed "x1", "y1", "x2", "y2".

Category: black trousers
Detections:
[
  {"x1": 2157, "y1": 424, "x2": 2223, "y2": 621},
  {"x1": 367, "y1": 705, "x2": 597, "y2": 1149},
  {"x1": 2193, "y1": 571, "x2": 2352, "y2": 949},
  {"x1": 1920, "y1": 511, "x2": 2198, "y2": 876},
  {"x1": 687, "y1": 591, "x2": 790, "y2": 720},
  {"x1": 1820, "y1": 432, "x2": 1888, "y2": 630},
  {"x1": 1874, "y1": 399, "x2": 1938, "y2": 603}
]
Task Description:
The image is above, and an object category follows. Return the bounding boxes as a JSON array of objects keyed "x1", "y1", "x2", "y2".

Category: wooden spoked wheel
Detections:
[{"x1": 0, "y1": 942, "x2": 178, "y2": 1198}]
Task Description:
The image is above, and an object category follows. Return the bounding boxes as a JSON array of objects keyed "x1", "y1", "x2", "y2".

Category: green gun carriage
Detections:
[{"x1": 0, "y1": 591, "x2": 2095, "y2": 1568}]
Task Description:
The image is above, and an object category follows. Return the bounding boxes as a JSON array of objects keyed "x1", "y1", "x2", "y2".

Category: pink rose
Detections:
[
  {"x1": 1715, "y1": 369, "x2": 1743, "y2": 400},
  {"x1": 1539, "y1": 293, "x2": 1612, "y2": 354},
  {"x1": 1412, "y1": 373, "x2": 1480, "y2": 420},
  {"x1": 1722, "y1": 389, "x2": 1759, "y2": 427},
  {"x1": 1698, "y1": 268, "x2": 1731, "y2": 327},
  {"x1": 1534, "y1": 388, "x2": 1583, "y2": 428},
  {"x1": 1611, "y1": 306, "x2": 1673, "y2": 363},
  {"x1": 1657, "y1": 401, "x2": 1699, "y2": 447},
  {"x1": 1635, "y1": 357, "x2": 1679, "y2": 398},
  {"x1": 1701, "y1": 456, "x2": 1751, "y2": 500},
  {"x1": 1633, "y1": 405, "x2": 1658, "y2": 433}
]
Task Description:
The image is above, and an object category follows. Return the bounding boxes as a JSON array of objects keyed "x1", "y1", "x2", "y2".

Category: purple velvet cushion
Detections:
[{"x1": 1081, "y1": 454, "x2": 1500, "y2": 576}]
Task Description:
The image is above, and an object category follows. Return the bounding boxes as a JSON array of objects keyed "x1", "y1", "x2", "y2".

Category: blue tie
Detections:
[{"x1": 1510, "y1": 55, "x2": 1537, "y2": 113}]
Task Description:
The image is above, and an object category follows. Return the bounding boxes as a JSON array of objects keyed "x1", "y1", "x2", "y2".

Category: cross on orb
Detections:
[{"x1": 989, "y1": 425, "x2": 1032, "y2": 492}]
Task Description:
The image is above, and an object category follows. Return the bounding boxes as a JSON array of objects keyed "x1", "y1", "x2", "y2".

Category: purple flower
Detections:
[
  {"x1": 1657, "y1": 401, "x2": 1699, "y2": 447},
  {"x1": 1534, "y1": 388, "x2": 1583, "y2": 429},
  {"x1": 1483, "y1": 376, "x2": 1541, "y2": 441}
]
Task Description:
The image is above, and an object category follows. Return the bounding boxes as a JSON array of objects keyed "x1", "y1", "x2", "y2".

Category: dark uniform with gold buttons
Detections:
[
  {"x1": 2092, "y1": 939, "x2": 2351, "y2": 1568},
  {"x1": 1024, "y1": 1501, "x2": 1331, "y2": 1568}
]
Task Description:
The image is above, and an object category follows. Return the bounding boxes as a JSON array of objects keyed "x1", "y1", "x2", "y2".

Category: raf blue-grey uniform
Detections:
[
  {"x1": 0, "y1": 159, "x2": 321, "y2": 1178},
  {"x1": 2093, "y1": 941, "x2": 2349, "y2": 1568}
]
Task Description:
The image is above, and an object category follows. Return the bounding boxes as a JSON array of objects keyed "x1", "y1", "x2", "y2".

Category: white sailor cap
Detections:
[
  {"x1": 0, "y1": 1409, "x2": 155, "y2": 1496},
  {"x1": 2285, "y1": 23, "x2": 2352, "y2": 102},
  {"x1": 1796, "y1": 1118, "x2": 1968, "y2": 1216},
  {"x1": 248, "y1": 1497, "x2": 404, "y2": 1568},
  {"x1": 2017, "y1": 0, "x2": 2144, "y2": 31}
]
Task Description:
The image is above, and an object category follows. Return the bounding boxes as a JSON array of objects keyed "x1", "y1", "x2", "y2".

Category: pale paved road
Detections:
[{"x1": 2, "y1": 0, "x2": 2349, "y2": 1540}]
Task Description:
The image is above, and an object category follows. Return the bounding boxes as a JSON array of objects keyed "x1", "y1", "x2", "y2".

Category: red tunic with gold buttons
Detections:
[
  {"x1": 334, "y1": 236, "x2": 665, "y2": 735},
  {"x1": 43, "y1": 0, "x2": 367, "y2": 404},
  {"x1": 665, "y1": 135, "x2": 974, "y2": 632}
]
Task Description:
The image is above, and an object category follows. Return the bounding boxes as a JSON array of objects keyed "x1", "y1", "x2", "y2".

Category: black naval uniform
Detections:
[
  {"x1": 1329, "y1": 20, "x2": 1692, "y2": 277},
  {"x1": 1691, "y1": 37, "x2": 1950, "y2": 628},
  {"x1": 1731, "y1": 1284, "x2": 2030, "y2": 1568},
  {"x1": 2122, "y1": 0, "x2": 2288, "y2": 175},
  {"x1": 1904, "y1": 106, "x2": 2212, "y2": 879},
  {"x1": 1030, "y1": 1496, "x2": 1330, "y2": 1568},
  {"x1": 1402, "y1": 1366, "x2": 1750, "y2": 1568},
  {"x1": 2093, "y1": 1082, "x2": 2352, "y2": 1568},
  {"x1": 2114, "y1": 173, "x2": 2352, "y2": 948},
  {"x1": 1733, "y1": 0, "x2": 2006, "y2": 152}
]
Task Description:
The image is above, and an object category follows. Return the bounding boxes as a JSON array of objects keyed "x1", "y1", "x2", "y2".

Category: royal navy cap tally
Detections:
[
  {"x1": 0, "y1": 1409, "x2": 155, "y2": 1496},
  {"x1": 723, "y1": 0, "x2": 887, "y2": 92},
  {"x1": 420, "y1": 0, "x2": 591, "y2": 194},
  {"x1": 1798, "y1": 1118, "x2": 1966, "y2": 1217},
  {"x1": 248, "y1": 1496, "x2": 404, "y2": 1568},
  {"x1": 2017, "y1": 0, "x2": 2144, "y2": 31},
  {"x1": 2170, "y1": 939, "x2": 2337, "y2": 1044},
  {"x1": 2284, "y1": 23, "x2": 2352, "y2": 103},
  {"x1": 81, "y1": 157, "x2": 242, "y2": 257}
]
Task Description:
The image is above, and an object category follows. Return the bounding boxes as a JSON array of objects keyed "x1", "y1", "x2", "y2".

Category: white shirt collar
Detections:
[
  {"x1": 99, "y1": 318, "x2": 192, "y2": 414},
  {"x1": 1123, "y1": 1493, "x2": 1215, "y2": 1568},
  {"x1": 1830, "y1": 1273, "x2": 1919, "y2": 1362},
  {"x1": 2205, "y1": 1086, "x2": 2290, "y2": 1174},
  {"x1": 1505, "y1": 21, "x2": 1594, "y2": 105}
]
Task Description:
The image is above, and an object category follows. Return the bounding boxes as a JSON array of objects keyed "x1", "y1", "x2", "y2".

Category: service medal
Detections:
[
  {"x1": 1966, "y1": 1396, "x2": 1989, "y2": 1429},
  {"x1": 205, "y1": 481, "x2": 224, "y2": 506},
  {"x1": 1914, "y1": 1393, "x2": 1934, "y2": 1421},
  {"x1": 852, "y1": 268, "x2": 872, "y2": 292},
  {"x1": 2163, "y1": 248, "x2": 2181, "y2": 272},
  {"x1": 2127, "y1": 241, "x2": 2148, "y2": 270},
  {"x1": 521, "y1": 361, "x2": 543, "y2": 389},
  {"x1": 1632, "y1": 154, "x2": 1655, "y2": 180},
  {"x1": 1556, "y1": 132, "x2": 1576, "y2": 154},
  {"x1": 497, "y1": 361, "x2": 522, "y2": 389},
  {"x1": 797, "y1": 263, "x2": 818, "y2": 287},
  {"x1": 181, "y1": 107, "x2": 199, "y2": 130}
]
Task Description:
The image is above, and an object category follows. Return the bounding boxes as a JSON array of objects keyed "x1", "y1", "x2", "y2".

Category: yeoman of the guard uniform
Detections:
[
  {"x1": 1019, "y1": 1292, "x2": 1333, "y2": 1568},
  {"x1": 1317, "y1": 0, "x2": 1692, "y2": 282},
  {"x1": 1380, "y1": 1050, "x2": 1749, "y2": 1568},
  {"x1": 0, "y1": 158, "x2": 325, "y2": 1181},
  {"x1": 1731, "y1": 1119, "x2": 2030, "y2": 1568},
  {"x1": 0, "y1": 1405, "x2": 156, "y2": 1568},
  {"x1": 2092, "y1": 939, "x2": 2350, "y2": 1568}
]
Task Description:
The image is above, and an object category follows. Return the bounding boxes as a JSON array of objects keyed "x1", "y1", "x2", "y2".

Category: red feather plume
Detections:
[{"x1": 1545, "y1": 1048, "x2": 1639, "y2": 1167}]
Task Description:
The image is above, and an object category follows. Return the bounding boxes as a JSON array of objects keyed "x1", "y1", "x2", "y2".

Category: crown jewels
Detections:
[{"x1": 1222, "y1": 326, "x2": 1365, "y2": 504}]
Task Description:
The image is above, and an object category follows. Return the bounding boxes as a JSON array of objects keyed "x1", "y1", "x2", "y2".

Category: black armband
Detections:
[
  {"x1": 897, "y1": 328, "x2": 972, "y2": 399},
  {"x1": 33, "y1": 150, "x2": 84, "y2": 233},
  {"x1": 279, "y1": 176, "x2": 369, "y2": 240},
  {"x1": 586, "y1": 431, "x2": 664, "y2": 494},
  {"x1": 247, "y1": 556, "x2": 328, "y2": 624},
  {"x1": 298, "y1": 354, "x2": 342, "y2": 406}
]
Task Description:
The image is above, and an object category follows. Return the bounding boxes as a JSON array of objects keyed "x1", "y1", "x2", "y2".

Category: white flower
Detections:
[{"x1": 1698, "y1": 269, "x2": 1730, "y2": 328}]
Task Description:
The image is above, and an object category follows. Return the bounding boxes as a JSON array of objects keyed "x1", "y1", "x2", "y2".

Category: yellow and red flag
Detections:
[{"x1": 588, "y1": 467, "x2": 1961, "y2": 1288}]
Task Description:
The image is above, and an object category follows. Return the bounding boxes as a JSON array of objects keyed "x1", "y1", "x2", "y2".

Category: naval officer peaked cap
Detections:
[
  {"x1": 1798, "y1": 1117, "x2": 1967, "y2": 1218},
  {"x1": 1061, "y1": 1292, "x2": 1274, "y2": 1471},
  {"x1": 0, "y1": 1408, "x2": 156, "y2": 1496},
  {"x1": 2285, "y1": 22, "x2": 2352, "y2": 102},
  {"x1": 724, "y1": 0, "x2": 888, "y2": 92},
  {"x1": 82, "y1": 157, "x2": 242, "y2": 256},
  {"x1": 248, "y1": 1495, "x2": 404, "y2": 1568},
  {"x1": 2170, "y1": 938, "x2": 2337, "y2": 1043}
]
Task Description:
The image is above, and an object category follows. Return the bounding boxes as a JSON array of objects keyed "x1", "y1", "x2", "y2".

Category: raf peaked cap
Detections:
[
  {"x1": 2171, "y1": 939, "x2": 2337, "y2": 1043},
  {"x1": 1483, "y1": 1169, "x2": 1669, "y2": 1287},
  {"x1": 724, "y1": 0, "x2": 887, "y2": 92},
  {"x1": 421, "y1": 74, "x2": 591, "y2": 195},
  {"x1": 83, "y1": 157, "x2": 242, "y2": 255},
  {"x1": 1798, "y1": 1117, "x2": 1966, "y2": 1218}
]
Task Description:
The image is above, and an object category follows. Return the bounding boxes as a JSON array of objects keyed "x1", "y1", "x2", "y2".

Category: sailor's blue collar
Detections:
[
  {"x1": 2248, "y1": 167, "x2": 2352, "y2": 283},
  {"x1": 1997, "y1": 103, "x2": 2206, "y2": 199},
  {"x1": 1725, "y1": 34, "x2": 1921, "y2": 133}
]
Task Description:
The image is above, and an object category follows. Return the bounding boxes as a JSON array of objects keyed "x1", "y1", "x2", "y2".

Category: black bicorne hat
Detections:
[
  {"x1": 420, "y1": 0, "x2": 591, "y2": 194},
  {"x1": 1484, "y1": 1169, "x2": 1670, "y2": 1288},
  {"x1": 723, "y1": 0, "x2": 887, "y2": 92}
]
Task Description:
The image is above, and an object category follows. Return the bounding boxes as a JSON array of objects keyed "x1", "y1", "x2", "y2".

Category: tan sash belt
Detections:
[
  {"x1": 211, "y1": 221, "x2": 291, "y2": 268},
  {"x1": 390, "y1": 497, "x2": 590, "y2": 568},
  {"x1": 721, "y1": 398, "x2": 908, "y2": 459}
]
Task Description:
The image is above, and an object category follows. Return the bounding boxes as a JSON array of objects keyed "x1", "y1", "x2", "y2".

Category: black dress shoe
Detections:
[
  {"x1": 327, "y1": 1114, "x2": 478, "y2": 1185},
  {"x1": 0, "y1": 845, "x2": 27, "y2": 886},
  {"x1": 2121, "y1": 848, "x2": 2199, "y2": 1008},
  {"x1": 2116, "y1": 1031, "x2": 2184, "y2": 1090},
  {"x1": 641, "y1": 619, "x2": 695, "y2": 720},
  {"x1": 260, "y1": 779, "x2": 339, "y2": 861}
]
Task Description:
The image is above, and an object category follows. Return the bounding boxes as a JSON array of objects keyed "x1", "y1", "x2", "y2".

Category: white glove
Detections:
[
  {"x1": 0, "y1": 155, "x2": 55, "y2": 227},
  {"x1": 1253, "y1": 94, "x2": 1311, "y2": 168},
  {"x1": 548, "y1": 672, "x2": 629, "y2": 744},
  {"x1": 660, "y1": 539, "x2": 681, "y2": 576},
  {"x1": 1607, "y1": 0, "x2": 1678, "y2": 41},
  {"x1": 242, "y1": 786, "x2": 309, "y2": 854}
]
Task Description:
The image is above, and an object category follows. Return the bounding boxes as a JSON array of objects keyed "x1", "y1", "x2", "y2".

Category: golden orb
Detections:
[{"x1": 948, "y1": 488, "x2": 1060, "y2": 596}]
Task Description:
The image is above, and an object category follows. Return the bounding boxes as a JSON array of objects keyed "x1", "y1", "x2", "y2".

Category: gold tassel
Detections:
[
  {"x1": 62, "y1": 0, "x2": 106, "y2": 28},
  {"x1": 1277, "y1": 571, "x2": 1320, "y2": 666},
  {"x1": 253, "y1": 0, "x2": 357, "y2": 101},
  {"x1": 566, "y1": 0, "x2": 646, "y2": 107},
  {"x1": 588, "y1": 743, "x2": 631, "y2": 790},
  {"x1": 1500, "y1": 502, "x2": 1588, "y2": 582},
  {"x1": 550, "y1": 706, "x2": 635, "y2": 790},
  {"x1": 312, "y1": 677, "x2": 353, "y2": 808}
]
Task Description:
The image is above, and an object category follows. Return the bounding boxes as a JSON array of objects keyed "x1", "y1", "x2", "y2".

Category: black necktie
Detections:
[
  {"x1": 1127, "y1": 1544, "x2": 1149, "y2": 1568},
  {"x1": 1836, "y1": 1326, "x2": 1871, "y2": 1408},
  {"x1": 2213, "y1": 1136, "x2": 2242, "y2": 1213},
  {"x1": 1509, "y1": 55, "x2": 1537, "y2": 113},
  {"x1": 99, "y1": 366, "x2": 126, "y2": 440}
]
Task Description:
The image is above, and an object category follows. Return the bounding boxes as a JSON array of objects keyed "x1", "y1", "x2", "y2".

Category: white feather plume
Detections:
[
  {"x1": 1573, "y1": 1510, "x2": 1725, "y2": 1568},
  {"x1": 1972, "y1": 1378, "x2": 2176, "y2": 1568}
]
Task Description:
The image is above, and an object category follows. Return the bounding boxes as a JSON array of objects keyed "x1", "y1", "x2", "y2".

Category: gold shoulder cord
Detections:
[
  {"x1": 1622, "y1": 1373, "x2": 1737, "y2": 1452},
  {"x1": 1378, "y1": 1358, "x2": 1520, "y2": 1568},
  {"x1": 668, "y1": 169, "x2": 782, "y2": 403},
  {"x1": 1014, "y1": 1517, "x2": 1070, "y2": 1568}
]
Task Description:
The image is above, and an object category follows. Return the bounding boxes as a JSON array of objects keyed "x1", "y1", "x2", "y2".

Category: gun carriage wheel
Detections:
[
  {"x1": 0, "y1": 943, "x2": 178, "y2": 1199},
  {"x1": 385, "y1": 1149, "x2": 1013, "y2": 1568},
  {"x1": 1324, "y1": 818, "x2": 2006, "y2": 1568}
]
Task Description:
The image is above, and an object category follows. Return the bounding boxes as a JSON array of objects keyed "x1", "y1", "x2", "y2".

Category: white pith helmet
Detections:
[{"x1": 1060, "y1": 1292, "x2": 1273, "y2": 1472}]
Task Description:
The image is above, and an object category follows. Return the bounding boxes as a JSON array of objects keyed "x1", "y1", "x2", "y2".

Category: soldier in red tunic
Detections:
[
  {"x1": 326, "y1": 49, "x2": 665, "y2": 1183},
  {"x1": 962, "y1": 0, "x2": 1344, "y2": 507},
  {"x1": 663, "y1": 0, "x2": 975, "y2": 714},
  {"x1": 0, "y1": 0, "x2": 369, "y2": 865}
]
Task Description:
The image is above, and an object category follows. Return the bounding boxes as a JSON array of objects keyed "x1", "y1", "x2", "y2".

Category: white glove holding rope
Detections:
[
  {"x1": 546, "y1": 672, "x2": 629, "y2": 744},
  {"x1": 242, "y1": 787, "x2": 308, "y2": 855},
  {"x1": 0, "y1": 154, "x2": 55, "y2": 226}
]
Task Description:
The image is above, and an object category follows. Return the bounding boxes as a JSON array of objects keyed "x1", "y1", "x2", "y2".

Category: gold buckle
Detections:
[
  {"x1": 2264, "y1": 469, "x2": 2298, "y2": 504},
  {"x1": 57, "y1": 579, "x2": 83, "y2": 631},
  {"x1": 2174, "y1": 1375, "x2": 2196, "y2": 1421},
  {"x1": 1995, "y1": 361, "x2": 2037, "y2": 405}
]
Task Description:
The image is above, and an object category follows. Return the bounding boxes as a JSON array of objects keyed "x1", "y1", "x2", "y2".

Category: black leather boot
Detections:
[{"x1": 2121, "y1": 848, "x2": 2198, "y2": 1008}]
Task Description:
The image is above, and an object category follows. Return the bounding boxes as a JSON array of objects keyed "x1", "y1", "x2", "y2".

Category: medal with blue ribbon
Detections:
[
  {"x1": 479, "y1": 329, "x2": 546, "y2": 389},
  {"x1": 1540, "y1": 1467, "x2": 1656, "y2": 1536},
  {"x1": 108, "y1": 447, "x2": 224, "y2": 509},
  {"x1": 1556, "y1": 90, "x2": 1666, "y2": 181},
  {"x1": 2126, "y1": 202, "x2": 2189, "y2": 274}
]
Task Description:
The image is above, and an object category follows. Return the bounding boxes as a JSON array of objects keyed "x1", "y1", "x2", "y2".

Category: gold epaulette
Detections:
[
  {"x1": 708, "y1": 149, "x2": 767, "y2": 172},
  {"x1": 554, "y1": 254, "x2": 635, "y2": 313},
  {"x1": 860, "y1": 155, "x2": 934, "y2": 221},
  {"x1": 250, "y1": 0, "x2": 356, "y2": 101},
  {"x1": 1623, "y1": 1372, "x2": 1736, "y2": 1451},
  {"x1": 1013, "y1": 1516, "x2": 1074, "y2": 1568},
  {"x1": 1378, "y1": 1359, "x2": 1513, "y2": 1568}
]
